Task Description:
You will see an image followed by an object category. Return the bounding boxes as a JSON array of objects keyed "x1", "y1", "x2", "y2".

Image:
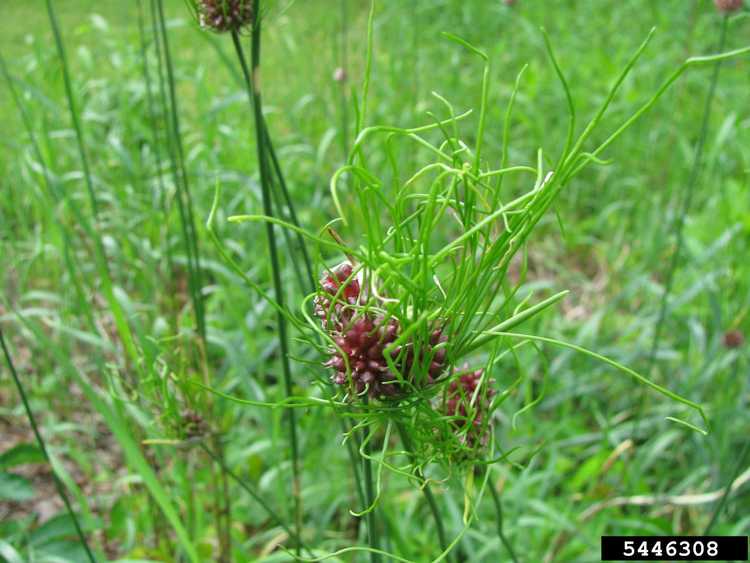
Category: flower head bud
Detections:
[
  {"x1": 198, "y1": 0, "x2": 254, "y2": 33},
  {"x1": 315, "y1": 263, "x2": 448, "y2": 400},
  {"x1": 443, "y1": 367, "x2": 495, "y2": 447},
  {"x1": 714, "y1": 0, "x2": 743, "y2": 12},
  {"x1": 181, "y1": 409, "x2": 209, "y2": 438},
  {"x1": 314, "y1": 262, "x2": 361, "y2": 330},
  {"x1": 723, "y1": 329, "x2": 744, "y2": 349}
]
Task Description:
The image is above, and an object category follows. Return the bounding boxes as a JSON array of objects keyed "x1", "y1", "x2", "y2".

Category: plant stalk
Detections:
[
  {"x1": 154, "y1": 0, "x2": 207, "y2": 346},
  {"x1": 136, "y1": 0, "x2": 174, "y2": 294},
  {"x1": 644, "y1": 15, "x2": 729, "y2": 386},
  {"x1": 628, "y1": 15, "x2": 730, "y2": 458},
  {"x1": 362, "y1": 408, "x2": 381, "y2": 563},
  {"x1": 338, "y1": 0, "x2": 349, "y2": 161},
  {"x1": 487, "y1": 472, "x2": 519, "y2": 563},
  {"x1": 230, "y1": 4, "x2": 303, "y2": 551},
  {"x1": 396, "y1": 423, "x2": 449, "y2": 559}
]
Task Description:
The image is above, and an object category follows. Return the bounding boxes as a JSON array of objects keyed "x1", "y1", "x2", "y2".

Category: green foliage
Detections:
[
  {"x1": 0, "y1": 473, "x2": 35, "y2": 502},
  {"x1": 0, "y1": 444, "x2": 45, "y2": 470},
  {"x1": 1, "y1": 1, "x2": 749, "y2": 561}
]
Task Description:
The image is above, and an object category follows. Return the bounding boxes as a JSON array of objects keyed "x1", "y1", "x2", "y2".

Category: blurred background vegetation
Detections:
[{"x1": 0, "y1": 0, "x2": 748, "y2": 561}]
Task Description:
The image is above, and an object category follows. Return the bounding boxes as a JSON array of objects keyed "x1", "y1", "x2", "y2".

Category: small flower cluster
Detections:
[
  {"x1": 443, "y1": 367, "x2": 496, "y2": 447},
  {"x1": 181, "y1": 409, "x2": 209, "y2": 439},
  {"x1": 314, "y1": 262, "x2": 447, "y2": 399},
  {"x1": 314, "y1": 262, "x2": 497, "y2": 460},
  {"x1": 197, "y1": 0, "x2": 254, "y2": 33}
]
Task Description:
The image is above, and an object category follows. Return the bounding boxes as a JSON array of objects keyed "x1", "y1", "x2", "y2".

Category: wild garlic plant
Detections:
[
  {"x1": 286, "y1": 29, "x2": 739, "y2": 472},
  {"x1": 224, "y1": 13, "x2": 750, "y2": 563}
]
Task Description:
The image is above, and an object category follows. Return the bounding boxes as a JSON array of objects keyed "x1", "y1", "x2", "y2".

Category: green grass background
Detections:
[{"x1": 0, "y1": 0, "x2": 749, "y2": 561}]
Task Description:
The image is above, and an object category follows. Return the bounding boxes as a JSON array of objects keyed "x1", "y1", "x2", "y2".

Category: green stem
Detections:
[
  {"x1": 362, "y1": 398, "x2": 380, "y2": 563},
  {"x1": 155, "y1": 1, "x2": 230, "y2": 553},
  {"x1": 628, "y1": 15, "x2": 729, "y2": 454},
  {"x1": 215, "y1": 114, "x2": 368, "y2": 548},
  {"x1": 487, "y1": 473, "x2": 519, "y2": 563},
  {"x1": 230, "y1": 6, "x2": 303, "y2": 552},
  {"x1": 262, "y1": 120, "x2": 315, "y2": 294},
  {"x1": 195, "y1": 31, "x2": 314, "y2": 297},
  {"x1": 338, "y1": 0, "x2": 349, "y2": 161},
  {"x1": 0, "y1": 327, "x2": 97, "y2": 562},
  {"x1": 396, "y1": 423, "x2": 449, "y2": 559},
  {"x1": 645, "y1": 15, "x2": 728, "y2": 382},
  {"x1": 704, "y1": 410, "x2": 750, "y2": 533},
  {"x1": 344, "y1": 420, "x2": 367, "y2": 507},
  {"x1": 154, "y1": 0, "x2": 206, "y2": 344},
  {"x1": 136, "y1": 0, "x2": 174, "y2": 289}
]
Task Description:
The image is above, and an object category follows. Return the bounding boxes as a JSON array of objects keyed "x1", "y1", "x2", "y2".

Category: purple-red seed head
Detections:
[
  {"x1": 315, "y1": 265, "x2": 448, "y2": 400},
  {"x1": 723, "y1": 329, "x2": 744, "y2": 349},
  {"x1": 444, "y1": 368, "x2": 495, "y2": 446},
  {"x1": 714, "y1": 0, "x2": 743, "y2": 12},
  {"x1": 197, "y1": 0, "x2": 254, "y2": 32}
]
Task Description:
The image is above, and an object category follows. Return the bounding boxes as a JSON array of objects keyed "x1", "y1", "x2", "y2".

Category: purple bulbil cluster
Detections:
[
  {"x1": 314, "y1": 262, "x2": 498, "y2": 455},
  {"x1": 315, "y1": 263, "x2": 447, "y2": 399},
  {"x1": 444, "y1": 368, "x2": 496, "y2": 447},
  {"x1": 198, "y1": 0, "x2": 254, "y2": 32}
]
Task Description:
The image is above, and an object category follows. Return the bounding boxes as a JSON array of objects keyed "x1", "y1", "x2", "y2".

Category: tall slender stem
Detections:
[
  {"x1": 361, "y1": 407, "x2": 380, "y2": 563},
  {"x1": 487, "y1": 473, "x2": 519, "y2": 563},
  {"x1": 397, "y1": 423, "x2": 449, "y2": 559},
  {"x1": 230, "y1": 5, "x2": 302, "y2": 551},
  {"x1": 704, "y1": 415, "x2": 750, "y2": 533},
  {"x1": 212, "y1": 29, "x2": 368, "y2": 541},
  {"x1": 154, "y1": 0, "x2": 206, "y2": 345},
  {"x1": 628, "y1": 15, "x2": 729, "y2": 455},
  {"x1": 136, "y1": 0, "x2": 174, "y2": 287},
  {"x1": 645, "y1": 15, "x2": 728, "y2": 384},
  {"x1": 1, "y1": 327, "x2": 96, "y2": 563},
  {"x1": 152, "y1": 2, "x2": 232, "y2": 555},
  {"x1": 338, "y1": 0, "x2": 349, "y2": 162},
  {"x1": 262, "y1": 121, "x2": 315, "y2": 294}
]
